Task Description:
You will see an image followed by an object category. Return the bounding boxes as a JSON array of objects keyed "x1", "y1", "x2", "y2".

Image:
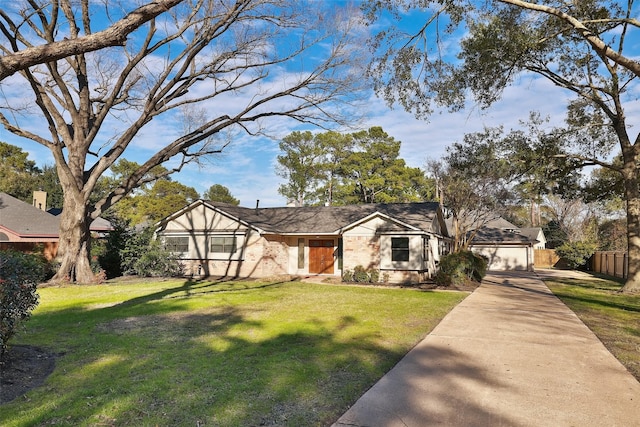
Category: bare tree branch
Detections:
[{"x1": 0, "y1": 0, "x2": 183, "y2": 80}]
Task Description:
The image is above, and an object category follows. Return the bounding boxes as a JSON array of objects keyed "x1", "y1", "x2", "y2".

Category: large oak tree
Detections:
[
  {"x1": 0, "y1": 0, "x2": 365, "y2": 283},
  {"x1": 365, "y1": 0, "x2": 640, "y2": 293}
]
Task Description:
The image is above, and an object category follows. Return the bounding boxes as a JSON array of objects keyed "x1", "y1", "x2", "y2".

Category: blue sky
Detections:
[{"x1": 1, "y1": 2, "x2": 639, "y2": 208}]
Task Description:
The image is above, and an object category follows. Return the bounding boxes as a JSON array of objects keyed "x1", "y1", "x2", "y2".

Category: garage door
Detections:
[{"x1": 472, "y1": 246, "x2": 531, "y2": 271}]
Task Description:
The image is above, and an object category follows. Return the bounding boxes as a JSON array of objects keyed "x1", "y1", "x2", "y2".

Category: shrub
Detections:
[
  {"x1": 370, "y1": 269, "x2": 380, "y2": 283},
  {"x1": 132, "y1": 240, "x2": 184, "y2": 277},
  {"x1": 343, "y1": 266, "x2": 380, "y2": 283},
  {"x1": 434, "y1": 251, "x2": 487, "y2": 287},
  {"x1": 95, "y1": 216, "x2": 131, "y2": 279},
  {"x1": 353, "y1": 265, "x2": 370, "y2": 283},
  {"x1": 0, "y1": 251, "x2": 45, "y2": 361},
  {"x1": 342, "y1": 269, "x2": 354, "y2": 282},
  {"x1": 555, "y1": 241, "x2": 597, "y2": 270},
  {"x1": 119, "y1": 226, "x2": 155, "y2": 275}
]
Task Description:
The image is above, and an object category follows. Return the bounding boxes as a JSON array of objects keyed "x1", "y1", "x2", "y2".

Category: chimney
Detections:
[
  {"x1": 33, "y1": 191, "x2": 47, "y2": 211},
  {"x1": 255, "y1": 199, "x2": 260, "y2": 210}
]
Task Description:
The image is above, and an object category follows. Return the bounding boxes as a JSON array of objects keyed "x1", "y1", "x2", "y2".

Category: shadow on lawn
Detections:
[
  {"x1": 1, "y1": 281, "x2": 488, "y2": 426},
  {"x1": 114, "y1": 277, "x2": 297, "y2": 309},
  {"x1": 2, "y1": 305, "x2": 390, "y2": 425},
  {"x1": 547, "y1": 279, "x2": 640, "y2": 313},
  {"x1": 553, "y1": 291, "x2": 640, "y2": 313}
]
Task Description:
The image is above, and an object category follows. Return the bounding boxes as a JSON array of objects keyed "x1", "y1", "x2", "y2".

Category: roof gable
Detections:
[
  {"x1": 520, "y1": 227, "x2": 545, "y2": 242},
  {"x1": 341, "y1": 211, "x2": 421, "y2": 234},
  {"x1": 156, "y1": 200, "x2": 262, "y2": 233}
]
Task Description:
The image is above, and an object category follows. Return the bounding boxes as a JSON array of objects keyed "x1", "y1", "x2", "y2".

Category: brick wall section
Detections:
[
  {"x1": 383, "y1": 270, "x2": 425, "y2": 284},
  {"x1": 258, "y1": 235, "x2": 289, "y2": 276},
  {"x1": 185, "y1": 234, "x2": 289, "y2": 278},
  {"x1": 343, "y1": 235, "x2": 380, "y2": 272},
  {"x1": 0, "y1": 242, "x2": 59, "y2": 260}
]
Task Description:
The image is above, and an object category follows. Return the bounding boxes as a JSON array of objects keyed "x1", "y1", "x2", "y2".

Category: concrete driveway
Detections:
[{"x1": 332, "y1": 271, "x2": 640, "y2": 427}]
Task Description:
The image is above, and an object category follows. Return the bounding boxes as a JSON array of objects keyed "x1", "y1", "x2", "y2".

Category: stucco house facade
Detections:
[{"x1": 154, "y1": 200, "x2": 451, "y2": 283}]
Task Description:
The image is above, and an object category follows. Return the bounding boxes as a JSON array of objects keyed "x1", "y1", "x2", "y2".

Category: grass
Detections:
[
  {"x1": 1, "y1": 278, "x2": 468, "y2": 426},
  {"x1": 545, "y1": 275, "x2": 640, "y2": 381}
]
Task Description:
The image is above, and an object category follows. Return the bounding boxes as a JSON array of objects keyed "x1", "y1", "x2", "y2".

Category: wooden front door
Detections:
[{"x1": 309, "y1": 240, "x2": 335, "y2": 274}]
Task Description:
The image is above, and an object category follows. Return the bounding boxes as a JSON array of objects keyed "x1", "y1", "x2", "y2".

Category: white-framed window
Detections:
[
  {"x1": 164, "y1": 236, "x2": 189, "y2": 254},
  {"x1": 210, "y1": 236, "x2": 237, "y2": 253},
  {"x1": 391, "y1": 237, "x2": 410, "y2": 262}
]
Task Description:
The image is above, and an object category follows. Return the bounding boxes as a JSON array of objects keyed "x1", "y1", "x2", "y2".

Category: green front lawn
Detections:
[
  {"x1": 2, "y1": 278, "x2": 467, "y2": 426},
  {"x1": 545, "y1": 276, "x2": 640, "y2": 381}
]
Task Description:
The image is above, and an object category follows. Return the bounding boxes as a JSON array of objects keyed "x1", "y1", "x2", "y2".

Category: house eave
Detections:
[
  {"x1": 340, "y1": 211, "x2": 424, "y2": 234},
  {"x1": 264, "y1": 231, "x2": 342, "y2": 237}
]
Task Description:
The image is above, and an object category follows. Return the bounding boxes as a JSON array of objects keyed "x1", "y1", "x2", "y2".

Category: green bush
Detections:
[
  {"x1": 342, "y1": 265, "x2": 380, "y2": 283},
  {"x1": 118, "y1": 225, "x2": 155, "y2": 276},
  {"x1": 353, "y1": 265, "x2": 370, "y2": 283},
  {"x1": 370, "y1": 269, "x2": 380, "y2": 283},
  {"x1": 133, "y1": 240, "x2": 184, "y2": 277},
  {"x1": 0, "y1": 250, "x2": 45, "y2": 361},
  {"x1": 435, "y1": 250, "x2": 487, "y2": 287},
  {"x1": 555, "y1": 241, "x2": 597, "y2": 270},
  {"x1": 342, "y1": 269, "x2": 354, "y2": 282},
  {"x1": 95, "y1": 216, "x2": 131, "y2": 279}
]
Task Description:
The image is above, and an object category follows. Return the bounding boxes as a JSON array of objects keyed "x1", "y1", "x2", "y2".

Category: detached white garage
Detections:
[{"x1": 469, "y1": 228, "x2": 535, "y2": 271}]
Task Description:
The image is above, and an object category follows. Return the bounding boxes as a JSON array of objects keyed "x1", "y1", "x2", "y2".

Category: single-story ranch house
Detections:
[{"x1": 154, "y1": 200, "x2": 452, "y2": 283}]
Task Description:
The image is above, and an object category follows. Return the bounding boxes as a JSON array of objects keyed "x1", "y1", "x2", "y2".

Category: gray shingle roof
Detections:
[
  {"x1": 0, "y1": 192, "x2": 59, "y2": 236},
  {"x1": 471, "y1": 227, "x2": 532, "y2": 244},
  {"x1": 520, "y1": 227, "x2": 543, "y2": 241},
  {"x1": 203, "y1": 201, "x2": 441, "y2": 234},
  {"x1": 48, "y1": 207, "x2": 114, "y2": 232}
]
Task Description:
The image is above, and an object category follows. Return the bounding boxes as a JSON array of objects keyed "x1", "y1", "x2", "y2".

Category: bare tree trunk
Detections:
[
  {"x1": 623, "y1": 197, "x2": 640, "y2": 293},
  {"x1": 52, "y1": 193, "x2": 95, "y2": 284},
  {"x1": 622, "y1": 160, "x2": 640, "y2": 293}
]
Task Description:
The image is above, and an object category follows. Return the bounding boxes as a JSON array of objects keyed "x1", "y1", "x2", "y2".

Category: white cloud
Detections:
[{"x1": 361, "y1": 74, "x2": 572, "y2": 170}]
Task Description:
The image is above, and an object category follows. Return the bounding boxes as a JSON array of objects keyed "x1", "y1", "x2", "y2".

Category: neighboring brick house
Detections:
[
  {"x1": 0, "y1": 192, "x2": 60, "y2": 259},
  {"x1": 0, "y1": 192, "x2": 113, "y2": 260},
  {"x1": 154, "y1": 200, "x2": 450, "y2": 283}
]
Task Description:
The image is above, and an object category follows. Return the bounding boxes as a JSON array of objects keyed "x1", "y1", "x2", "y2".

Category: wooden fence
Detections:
[
  {"x1": 591, "y1": 251, "x2": 627, "y2": 279},
  {"x1": 534, "y1": 249, "x2": 561, "y2": 269}
]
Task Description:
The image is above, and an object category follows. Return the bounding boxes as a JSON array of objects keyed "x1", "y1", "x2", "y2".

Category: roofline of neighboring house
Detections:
[
  {"x1": 470, "y1": 241, "x2": 535, "y2": 247},
  {"x1": 0, "y1": 225, "x2": 59, "y2": 239}
]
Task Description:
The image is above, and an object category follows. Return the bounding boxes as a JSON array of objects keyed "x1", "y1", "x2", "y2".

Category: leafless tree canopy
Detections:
[{"x1": 0, "y1": 0, "x2": 367, "y2": 282}]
